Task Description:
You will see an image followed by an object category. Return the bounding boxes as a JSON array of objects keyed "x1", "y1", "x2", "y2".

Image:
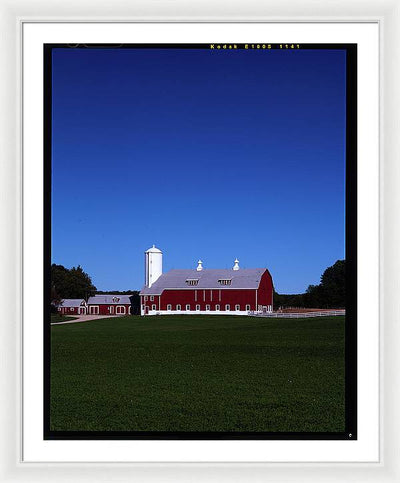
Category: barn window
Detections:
[
  {"x1": 144, "y1": 296, "x2": 148, "y2": 302},
  {"x1": 176, "y1": 304, "x2": 181, "y2": 311},
  {"x1": 150, "y1": 296, "x2": 154, "y2": 301},
  {"x1": 218, "y1": 279, "x2": 232, "y2": 286},
  {"x1": 196, "y1": 304, "x2": 200, "y2": 311},
  {"x1": 245, "y1": 304, "x2": 250, "y2": 311},
  {"x1": 71, "y1": 308, "x2": 74, "y2": 312},
  {"x1": 206, "y1": 305, "x2": 210, "y2": 311},
  {"x1": 167, "y1": 304, "x2": 172, "y2": 311},
  {"x1": 186, "y1": 279, "x2": 199, "y2": 286},
  {"x1": 152, "y1": 304, "x2": 156, "y2": 310},
  {"x1": 215, "y1": 304, "x2": 220, "y2": 311},
  {"x1": 225, "y1": 304, "x2": 230, "y2": 311},
  {"x1": 185, "y1": 304, "x2": 190, "y2": 311},
  {"x1": 235, "y1": 305, "x2": 240, "y2": 311}
]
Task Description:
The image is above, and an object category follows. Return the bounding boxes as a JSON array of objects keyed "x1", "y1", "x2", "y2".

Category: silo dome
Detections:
[{"x1": 145, "y1": 245, "x2": 162, "y2": 254}]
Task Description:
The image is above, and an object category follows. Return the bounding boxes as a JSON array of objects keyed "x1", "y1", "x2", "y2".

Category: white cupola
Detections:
[
  {"x1": 233, "y1": 258, "x2": 240, "y2": 271},
  {"x1": 196, "y1": 260, "x2": 203, "y2": 271},
  {"x1": 145, "y1": 245, "x2": 163, "y2": 288}
]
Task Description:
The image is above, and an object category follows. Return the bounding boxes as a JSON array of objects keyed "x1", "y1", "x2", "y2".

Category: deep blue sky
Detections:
[{"x1": 52, "y1": 47, "x2": 346, "y2": 294}]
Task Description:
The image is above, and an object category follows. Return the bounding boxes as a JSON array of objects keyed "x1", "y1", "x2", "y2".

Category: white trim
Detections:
[
  {"x1": 116, "y1": 305, "x2": 126, "y2": 315},
  {"x1": 145, "y1": 309, "x2": 251, "y2": 316},
  {"x1": 88, "y1": 305, "x2": 99, "y2": 315}
]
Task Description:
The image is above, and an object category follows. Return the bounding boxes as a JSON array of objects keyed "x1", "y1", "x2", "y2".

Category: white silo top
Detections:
[{"x1": 145, "y1": 244, "x2": 162, "y2": 253}]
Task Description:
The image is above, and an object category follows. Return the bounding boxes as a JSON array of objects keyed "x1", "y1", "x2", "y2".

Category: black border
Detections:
[{"x1": 44, "y1": 43, "x2": 357, "y2": 441}]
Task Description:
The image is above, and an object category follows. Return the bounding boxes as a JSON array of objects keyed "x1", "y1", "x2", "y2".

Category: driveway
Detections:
[{"x1": 51, "y1": 315, "x2": 120, "y2": 326}]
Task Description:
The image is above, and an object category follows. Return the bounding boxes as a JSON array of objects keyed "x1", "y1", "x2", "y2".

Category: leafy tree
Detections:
[
  {"x1": 319, "y1": 260, "x2": 345, "y2": 308},
  {"x1": 303, "y1": 284, "x2": 325, "y2": 308},
  {"x1": 129, "y1": 291, "x2": 141, "y2": 314},
  {"x1": 51, "y1": 264, "x2": 97, "y2": 299},
  {"x1": 50, "y1": 282, "x2": 62, "y2": 313}
]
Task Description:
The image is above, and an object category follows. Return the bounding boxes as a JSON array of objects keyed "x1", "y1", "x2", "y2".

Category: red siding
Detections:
[
  {"x1": 58, "y1": 306, "x2": 82, "y2": 315},
  {"x1": 256, "y1": 269, "x2": 274, "y2": 307},
  {"x1": 160, "y1": 289, "x2": 257, "y2": 311},
  {"x1": 87, "y1": 304, "x2": 131, "y2": 315}
]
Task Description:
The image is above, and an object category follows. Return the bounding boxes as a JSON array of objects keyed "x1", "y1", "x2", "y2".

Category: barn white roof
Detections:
[
  {"x1": 59, "y1": 299, "x2": 86, "y2": 307},
  {"x1": 140, "y1": 269, "x2": 268, "y2": 295},
  {"x1": 87, "y1": 295, "x2": 132, "y2": 305}
]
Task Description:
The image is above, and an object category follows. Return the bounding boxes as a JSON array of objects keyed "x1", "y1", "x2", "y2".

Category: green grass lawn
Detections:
[
  {"x1": 51, "y1": 314, "x2": 78, "y2": 323},
  {"x1": 50, "y1": 315, "x2": 345, "y2": 433}
]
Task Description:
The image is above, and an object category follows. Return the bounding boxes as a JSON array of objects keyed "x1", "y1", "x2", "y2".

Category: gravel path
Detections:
[{"x1": 51, "y1": 315, "x2": 120, "y2": 326}]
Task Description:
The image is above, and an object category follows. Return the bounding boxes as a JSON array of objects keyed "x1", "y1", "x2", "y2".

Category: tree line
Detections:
[{"x1": 273, "y1": 260, "x2": 345, "y2": 309}]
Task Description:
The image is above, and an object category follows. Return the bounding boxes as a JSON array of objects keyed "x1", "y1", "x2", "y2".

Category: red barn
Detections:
[
  {"x1": 57, "y1": 299, "x2": 87, "y2": 315},
  {"x1": 139, "y1": 246, "x2": 273, "y2": 316},
  {"x1": 87, "y1": 295, "x2": 132, "y2": 316}
]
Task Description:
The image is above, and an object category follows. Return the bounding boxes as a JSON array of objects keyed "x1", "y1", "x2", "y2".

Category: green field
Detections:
[
  {"x1": 51, "y1": 314, "x2": 78, "y2": 323},
  {"x1": 50, "y1": 315, "x2": 345, "y2": 432}
]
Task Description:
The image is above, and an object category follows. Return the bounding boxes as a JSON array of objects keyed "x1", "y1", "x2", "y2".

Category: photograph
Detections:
[{"x1": 45, "y1": 42, "x2": 356, "y2": 439}]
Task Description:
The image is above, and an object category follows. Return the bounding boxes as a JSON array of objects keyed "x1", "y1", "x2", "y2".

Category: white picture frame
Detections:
[{"x1": 0, "y1": 0, "x2": 398, "y2": 480}]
